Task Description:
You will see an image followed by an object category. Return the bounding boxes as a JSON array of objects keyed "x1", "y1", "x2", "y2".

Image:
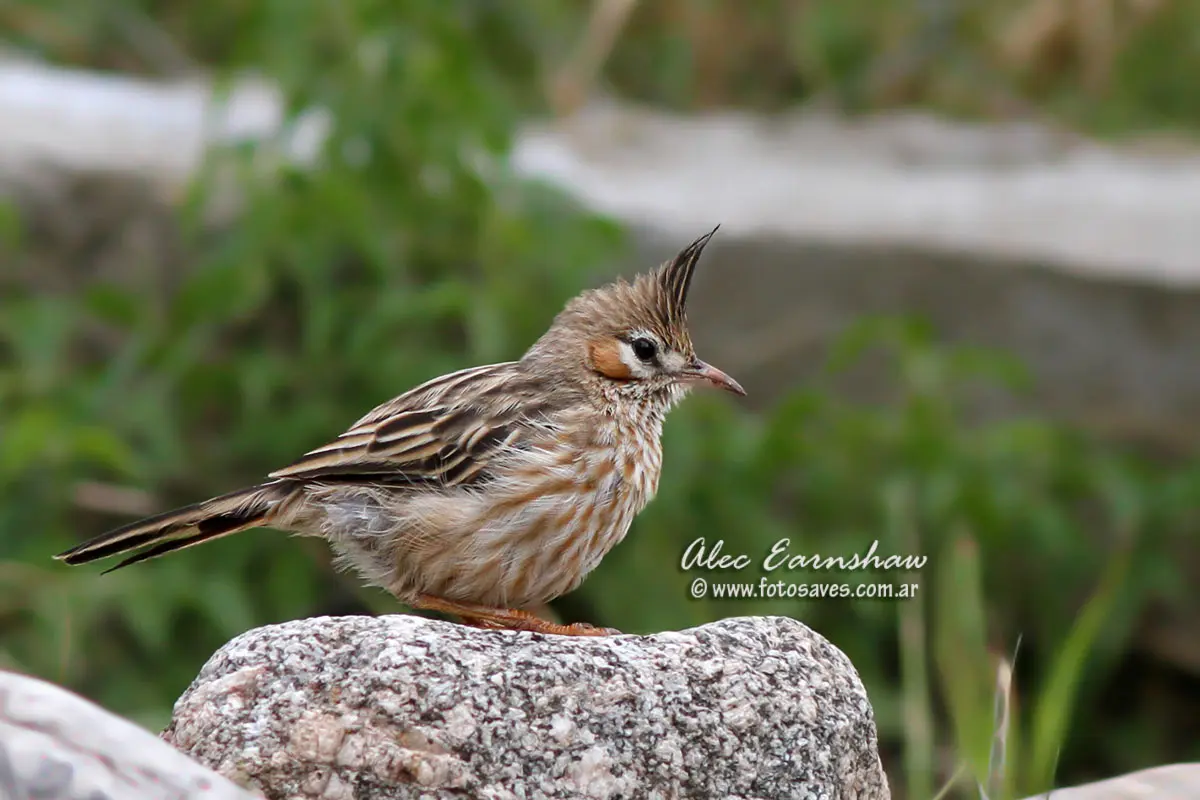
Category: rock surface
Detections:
[
  {"x1": 164, "y1": 614, "x2": 889, "y2": 800},
  {"x1": 0, "y1": 668, "x2": 259, "y2": 800}
]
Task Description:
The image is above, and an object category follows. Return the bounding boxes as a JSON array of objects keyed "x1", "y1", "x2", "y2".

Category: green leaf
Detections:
[
  {"x1": 1027, "y1": 551, "x2": 1129, "y2": 791},
  {"x1": 933, "y1": 532, "x2": 995, "y2": 786}
]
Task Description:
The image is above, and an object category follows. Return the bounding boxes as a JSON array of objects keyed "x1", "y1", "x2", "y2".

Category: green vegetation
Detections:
[
  {"x1": 2, "y1": 1, "x2": 1199, "y2": 797},
  {"x1": 601, "y1": 0, "x2": 1200, "y2": 137}
]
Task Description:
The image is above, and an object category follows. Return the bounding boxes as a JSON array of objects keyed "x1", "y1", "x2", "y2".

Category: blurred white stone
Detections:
[
  {"x1": 4, "y1": 58, "x2": 1199, "y2": 287},
  {"x1": 0, "y1": 57, "x2": 329, "y2": 185},
  {"x1": 513, "y1": 100, "x2": 1200, "y2": 287}
]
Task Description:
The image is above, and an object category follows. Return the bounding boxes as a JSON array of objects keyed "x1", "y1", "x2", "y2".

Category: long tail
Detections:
[{"x1": 55, "y1": 481, "x2": 293, "y2": 574}]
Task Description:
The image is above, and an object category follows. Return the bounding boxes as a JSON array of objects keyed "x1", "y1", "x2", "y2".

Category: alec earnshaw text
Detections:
[{"x1": 680, "y1": 537, "x2": 927, "y2": 573}]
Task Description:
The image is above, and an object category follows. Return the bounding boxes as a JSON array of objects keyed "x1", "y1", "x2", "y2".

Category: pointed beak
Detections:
[{"x1": 683, "y1": 359, "x2": 746, "y2": 396}]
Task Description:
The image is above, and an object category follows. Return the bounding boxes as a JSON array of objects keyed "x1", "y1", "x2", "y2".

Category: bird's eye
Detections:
[{"x1": 630, "y1": 337, "x2": 658, "y2": 362}]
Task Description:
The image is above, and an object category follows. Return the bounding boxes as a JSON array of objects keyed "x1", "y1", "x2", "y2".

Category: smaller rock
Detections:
[
  {"x1": 1021, "y1": 763, "x2": 1200, "y2": 800},
  {"x1": 0, "y1": 668, "x2": 260, "y2": 799}
]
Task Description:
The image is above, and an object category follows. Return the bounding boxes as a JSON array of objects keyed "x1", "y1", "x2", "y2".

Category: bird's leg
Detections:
[{"x1": 411, "y1": 594, "x2": 620, "y2": 637}]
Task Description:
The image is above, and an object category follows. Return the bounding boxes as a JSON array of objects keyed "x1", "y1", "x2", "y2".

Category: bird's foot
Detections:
[{"x1": 413, "y1": 594, "x2": 620, "y2": 637}]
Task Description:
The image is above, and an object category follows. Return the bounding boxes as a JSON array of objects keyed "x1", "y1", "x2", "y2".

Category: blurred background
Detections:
[{"x1": 2, "y1": 1, "x2": 1200, "y2": 798}]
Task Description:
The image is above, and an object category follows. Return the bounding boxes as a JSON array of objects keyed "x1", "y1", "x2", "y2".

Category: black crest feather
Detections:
[{"x1": 657, "y1": 226, "x2": 719, "y2": 327}]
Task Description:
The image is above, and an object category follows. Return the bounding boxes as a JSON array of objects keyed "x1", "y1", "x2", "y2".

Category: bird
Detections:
[{"x1": 55, "y1": 228, "x2": 745, "y2": 636}]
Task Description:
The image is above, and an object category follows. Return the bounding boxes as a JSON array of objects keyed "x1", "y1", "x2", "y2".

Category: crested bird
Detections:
[{"x1": 55, "y1": 228, "x2": 745, "y2": 636}]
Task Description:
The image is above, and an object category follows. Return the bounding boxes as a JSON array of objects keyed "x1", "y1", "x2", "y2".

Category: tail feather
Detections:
[
  {"x1": 100, "y1": 525, "x2": 246, "y2": 574},
  {"x1": 56, "y1": 482, "x2": 288, "y2": 571}
]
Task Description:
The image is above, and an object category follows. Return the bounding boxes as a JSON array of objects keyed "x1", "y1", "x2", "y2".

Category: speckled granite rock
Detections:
[
  {"x1": 162, "y1": 615, "x2": 888, "y2": 800},
  {"x1": 0, "y1": 669, "x2": 259, "y2": 800}
]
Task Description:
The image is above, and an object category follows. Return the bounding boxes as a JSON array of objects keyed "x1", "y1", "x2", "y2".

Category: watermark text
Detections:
[
  {"x1": 689, "y1": 577, "x2": 920, "y2": 600},
  {"x1": 681, "y1": 537, "x2": 927, "y2": 573}
]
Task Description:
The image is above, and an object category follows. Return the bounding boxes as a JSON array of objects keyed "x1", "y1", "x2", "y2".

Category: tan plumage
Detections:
[{"x1": 56, "y1": 228, "x2": 744, "y2": 636}]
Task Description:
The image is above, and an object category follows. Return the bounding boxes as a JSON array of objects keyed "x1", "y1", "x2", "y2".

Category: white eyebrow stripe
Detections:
[{"x1": 625, "y1": 328, "x2": 660, "y2": 344}]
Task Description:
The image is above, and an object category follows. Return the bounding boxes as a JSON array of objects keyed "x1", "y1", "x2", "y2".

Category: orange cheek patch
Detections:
[{"x1": 589, "y1": 339, "x2": 632, "y2": 380}]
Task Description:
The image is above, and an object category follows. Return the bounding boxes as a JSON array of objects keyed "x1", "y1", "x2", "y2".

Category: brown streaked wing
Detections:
[{"x1": 267, "y1": 362, "x2": 555, "y2": 488}]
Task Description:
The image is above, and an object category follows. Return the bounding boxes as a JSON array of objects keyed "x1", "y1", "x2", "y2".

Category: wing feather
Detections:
[{"x1": 268, "y1": 362, "x2": 555, "y2": 488}]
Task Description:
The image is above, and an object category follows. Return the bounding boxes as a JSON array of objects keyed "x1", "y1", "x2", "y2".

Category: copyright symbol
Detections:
[{"x1": 689, "y1": 577, "x2": 707, "y2": 599}]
